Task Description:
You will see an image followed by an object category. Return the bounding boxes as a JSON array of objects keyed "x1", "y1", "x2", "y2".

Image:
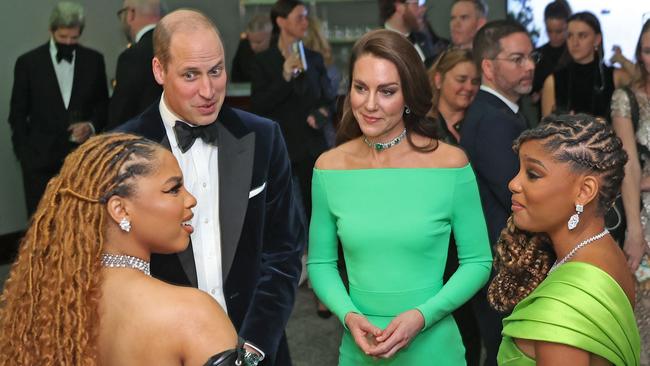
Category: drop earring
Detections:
[
  {"x1": 567, "y1": 204, "x2": 583, "y2": 230},
  {"x1": 119, "y1": 217, "x2": 131, "y2": 232},
  {"x1": 404, "y1": 106, "x2": 411, "y2": 114}
]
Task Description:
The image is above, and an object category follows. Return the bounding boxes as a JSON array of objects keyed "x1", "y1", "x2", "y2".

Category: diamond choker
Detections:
[{"x1": 101, "y1": 253, "x2": 151, "y2": 276}]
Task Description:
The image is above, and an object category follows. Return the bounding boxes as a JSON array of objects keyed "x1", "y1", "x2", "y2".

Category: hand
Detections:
[
  {"x1": 306, "y1": 115, "x2": 318, "y2": 129},
  {"x1": 67, "y1": 122, "x2": 93, "y2": 143},
  {"x1": 610, "y1": 45, "x2": 627, "y2": 65},
  {"x1": 344, "y1": 312, "x2": 383, "y2": 355},
  {"x1": 368, "y1": 309, "x2": 424, "y2": 359},
  {"x1": 624, "y1": 229, "x2": 648, "y2": 271},
  {"x1": 282, "y1": 53, "x2": 302, "y2": 82}
]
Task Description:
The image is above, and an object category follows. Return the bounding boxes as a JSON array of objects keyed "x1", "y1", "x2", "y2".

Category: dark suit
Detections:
[
  {"x1": 8, "y1": 42, "x2": 108, "y2": 215},
  {"x1": 117, "y1": 102, "x2": 305, "y2": 366},
  {"x1": 107, "y1": 28, "x2": 162, "y2": 129},
  {"x1": 460, "y1": 89, "x2": 527, "y2": 366},
  {"x1": 250, "y1": 42, "x2": 333, "y2": 219}
]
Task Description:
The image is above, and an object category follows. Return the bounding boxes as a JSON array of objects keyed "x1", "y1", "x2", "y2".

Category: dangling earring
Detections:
[
  {"x1": 567, "y1": 204, "x2": 583, "y2": 230},
  {"x1": 119, "y1": 217, "x2": 131, "y2": 232},
  {"x1": 404, "y1": 106, "x2": 411, "y2": 115}
]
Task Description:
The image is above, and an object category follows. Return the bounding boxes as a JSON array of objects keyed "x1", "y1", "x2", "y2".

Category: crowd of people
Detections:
[{"x1": 1, "y1": 0, "x2": 649, "y2": 365}]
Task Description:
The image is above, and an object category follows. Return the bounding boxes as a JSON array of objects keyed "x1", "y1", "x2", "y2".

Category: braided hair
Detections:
[
  {"x1": 488, "y1": 114, "x2": 627, "y2": 313},
  {"x1": 0, "y1": 133, "x2": 161, "y2": 365}
]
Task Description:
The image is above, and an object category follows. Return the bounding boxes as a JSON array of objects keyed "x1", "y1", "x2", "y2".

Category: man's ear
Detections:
[
  {"x1": 106, "y1": 195, "x2": 129, "y2": 226},
  {"x1": 477, "y1": 16, "x2": 487, "y2": 30},
  {"x1": 481, "y1": 58, "x2": 494, "y2": 82},
  {"x1": 152, "y1": 57, "x2": 165, "y2": 86}
]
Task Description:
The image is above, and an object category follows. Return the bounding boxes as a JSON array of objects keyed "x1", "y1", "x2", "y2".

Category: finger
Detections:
[
  {"x1": 380, "y1": 340, "x2": 408, "y2": 359},
  {"x1": 350, "y1": 329, "x2": 373, "y2": 354},
  {"x1": 357, "y1": 319, "x2": 382, "y2": 337},
  {"x1": 369, "y1": 331, "x2": 402, "y2": 355},
  {"x1": 375, "y1": 321, "x2": 397, "y2": 342}
]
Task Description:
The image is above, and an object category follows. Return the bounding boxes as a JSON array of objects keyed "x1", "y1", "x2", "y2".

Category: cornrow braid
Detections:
[
  {"x1": 0, "y1": 133, "x2": 160, "y2": 365},
  {"x1": 488, "y1": 114, "x2": 628, "y2": 313}
]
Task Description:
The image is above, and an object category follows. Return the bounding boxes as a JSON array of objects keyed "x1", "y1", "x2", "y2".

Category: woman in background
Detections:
[
  {"x1": 489, "y1": 114, "x2": 639, "y2": 365},
  {"x1": 308, "y1": 29, "x2": 492, "y2": 365},
  {"x1": 541, "y1": 11, "x2": 630, "y2": 118},
  {"x1": 611, "y1": 19, "x2": 650, "y2": 365},
  {"x1": 0, "y1": 133, "x2": 241, "y2": 366}
]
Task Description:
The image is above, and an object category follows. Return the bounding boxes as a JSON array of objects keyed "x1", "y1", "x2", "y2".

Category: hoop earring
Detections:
[
  {"x1": 567, "y1": 204, "x2": 583, "y2": 230},
  {"x1": 119, "y1": 217, "x2": 131, "y2": 232}
]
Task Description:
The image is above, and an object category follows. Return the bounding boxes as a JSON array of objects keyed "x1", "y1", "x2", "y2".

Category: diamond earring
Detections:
[
  {"x1": 567, "y1": 204, "x2": 583, "y2": 230},
  {"x1": 119, "y1": 217, "x2": 131, "y2": 232}
]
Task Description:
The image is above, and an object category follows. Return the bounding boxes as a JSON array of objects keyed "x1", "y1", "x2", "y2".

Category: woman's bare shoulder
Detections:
[{"x1": 315, "y1": 139, "x2": 363, "y2": 170}]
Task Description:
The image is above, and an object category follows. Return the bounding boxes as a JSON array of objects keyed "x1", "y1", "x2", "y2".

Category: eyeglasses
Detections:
[
  {"x1": 116, "y1": 6, "x2": 133, "y2": 19},
  {"x1": 492, "y1": 51, "x2": 541, "y2": 67}
]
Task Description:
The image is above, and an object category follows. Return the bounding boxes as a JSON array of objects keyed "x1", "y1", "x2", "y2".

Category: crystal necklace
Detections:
[
  {"x1": 363, "y1": 128, "x2": 407, "y2": 151},
  {"x1": 101, "y1": 253, "x2": 151, "y2": 276},
  {"x1": 548, "y1": 229, "x2": 609, "y2": 274}
]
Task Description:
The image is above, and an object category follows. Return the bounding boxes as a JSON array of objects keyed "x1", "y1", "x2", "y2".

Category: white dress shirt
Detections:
[
  {"x1": 159, "y1": 94, "x2": 227, "y2": 312},
  {"x1": 384, "y1": 22, "x2": 426, "y2": 62},
  {"x1": 49, "y1": 38, "x2": 75, "y2": 109},
  {"x1": 480, "y1": 85, "x2": 520, "y2": 114},
  {"x1": 135, "y1": 23, "x2": 156, "y2": 43}
]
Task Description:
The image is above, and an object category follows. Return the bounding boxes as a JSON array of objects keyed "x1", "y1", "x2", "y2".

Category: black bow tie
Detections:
[
  {"x1": 56, "y1": 50, "x2": 73, "y2": 63},
  {"x1": 173, "y1": 121, "x2": 218, "y2": 153}
]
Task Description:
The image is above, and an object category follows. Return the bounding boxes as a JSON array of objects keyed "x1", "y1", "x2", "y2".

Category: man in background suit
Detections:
[
  {"x1": 107, "y1": 0, "x2": 162, "y2": 129},
  {"x1": 8, "y1": 1, "x2": 108, "y2": 215},
  {"x1": 118, "y1": 9, "x2": 304, "y2": 366},
  {"x1": 460, "y1": 20, "x2": 535, "y2": 366},
  {"x1": 449, "y1": 0, "x2": 487, "y2": 50}
]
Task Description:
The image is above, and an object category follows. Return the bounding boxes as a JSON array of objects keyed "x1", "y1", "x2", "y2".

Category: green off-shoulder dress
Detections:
[
  {"x1": 498, "y1": 262, "x2": 640, "y2": 365},
  {"x1": 308, "y1": 165, "x2": 493, "y2": 365}
]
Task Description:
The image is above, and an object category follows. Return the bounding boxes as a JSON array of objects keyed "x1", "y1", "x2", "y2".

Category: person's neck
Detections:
[
  {"x1": 574, "y1": 53, "x2": 596, "y2": 65},
  {"x1": 547, "y1": 215, "x2": 607, "y2": 262},
  {"x1": 278, "y1": 33, "x2": 298, "y2": 55},
  {"x1": 385, "y1": 17, "x2": 408, "y2": 35},
  {"x1": 483, "y1": 81, "x2": 520, "y2": 104},
  {"x1": 454, "y1": 41, "x2": 472, "y2": 50},
  {"x1": 438, "y1": 102, "x2": 464, "y2": 126},
  {"x1": 103, "y1": 235, "x2": 151, "y2": 262}
]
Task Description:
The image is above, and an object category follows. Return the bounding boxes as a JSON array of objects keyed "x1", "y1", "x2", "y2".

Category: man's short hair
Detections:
[
  {"x1": 472, "y1": 19, "x2": 528, "y2": 64},
  {"x1": 377, "y1": 0, "x2": 404, "y2": 24},
  {"x1": 453, "y1": 0, "x2": 488, "y2": 18},
  {"x1": 153, "y1": 9, "x2": 221, "y2": 69},
  {"x1": 544, "y1": 0, "x2": 571, "y2": 21},
  {"x1": 49, "y1": 1, "x2": 85, "y2": 33}
]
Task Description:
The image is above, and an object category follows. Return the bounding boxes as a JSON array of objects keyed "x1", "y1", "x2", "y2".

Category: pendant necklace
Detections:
[
  {"x1": 363, "y1": 128, "x2": 407, "y2": 151},
  {"x1": 548, "y1": 229, "x2": 609, "y2": 274},
  {"x1": 101, "y1": 253, "x2": 151, "y2": 276}
]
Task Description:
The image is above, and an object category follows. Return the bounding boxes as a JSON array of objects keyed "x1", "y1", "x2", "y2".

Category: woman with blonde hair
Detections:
[{"x1": 0, "y1": 133, "x2": 244, "y2": 365}]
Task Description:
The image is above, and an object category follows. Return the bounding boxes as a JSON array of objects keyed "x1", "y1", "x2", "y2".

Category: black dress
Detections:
[
  {"x1": 532, "y1": 42, "x2": 565, "y2": 94},
  {"x1": 553, "y1": 59, "x2": 615, "y2": 118}
]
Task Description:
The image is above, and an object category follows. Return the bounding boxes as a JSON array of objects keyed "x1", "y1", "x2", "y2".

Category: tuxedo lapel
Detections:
[
  {"x1": 40, "y1": 44, "x2": 67, "y2": 113},
  {"x1": 217, "y1": 118, "x2": 255, "y2": 281}
]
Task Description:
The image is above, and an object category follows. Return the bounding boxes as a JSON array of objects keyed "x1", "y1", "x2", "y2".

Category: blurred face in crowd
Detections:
[
  {"x1": 401, "y1": 0, "x2": 421, "y2": 32},
  {"x1": 277, "y1": 5, "x2": 309, "y2": 40},
  {"x1": 450, "y1": 1, "x2": 485, "y2": 48},
  {"x1": 51, "y1": 26, "x2": 81, "y2": 45},
  {"x1": 248, "y1": 29, "x2": 272, "y2": 53},
  {"x1": 350, "y1": 54, "x2": 406, "y2": 142},
  {"x1": 567, "y1": 20, "x2": 601, "y2": 64},
  {"x1": 484, "y1": 32, "x2": 535, "y2": 102},
  {"x1": 153, "y1": 27, "x2": 227, "y2": 126},
  {"x1": 435, "y1": 61, "x2": 480, "y2": 112},
  {"x1": 405, "y1": 0, "x2": 427, "y2": 31},
  {"x1": 640, "y1": 30, "x2": 650, "y2": 74},
  {"x1": 545, "y1": 18, "x2": 568, "y2": 48},
  {"x1": 118, "y1": 1, "x2": 136, "y2": 42}
]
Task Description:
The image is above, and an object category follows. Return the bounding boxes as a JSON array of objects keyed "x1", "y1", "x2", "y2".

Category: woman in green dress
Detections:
[
  {"x1": 488, "y1": 114, "x2": 640, "y2": 365},
  {"x1": 307, "y1": 29, "x2": 493, "y2": 365}
]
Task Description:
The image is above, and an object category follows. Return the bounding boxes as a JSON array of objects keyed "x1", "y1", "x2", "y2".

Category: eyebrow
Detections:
[
  {"x1": 525, "y1": 156, "x2": 547, "y2": 170},
  {"x1": 353, "y1": 80, "x2": 400, "y2": 88},
  {"x1": 165, "y1": 176, "x2": 183, "y2": 186}
]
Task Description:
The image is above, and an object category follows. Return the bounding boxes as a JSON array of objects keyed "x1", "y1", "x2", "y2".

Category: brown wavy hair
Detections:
[
  {"x1": 634, "y1": 19, "x2": 650, "y2": 90},
  {"x1": 336, "y1": 29, "x2": 438, "y2": 151},
  {"x1": 0, "y1": 133, "x2": 161, "y2": 365},
  {"x1": 426, "y1": 48, "x2": 476, "y2": 119},
  {"x1": 488, "y1": 114, "x2": 627, "y2": 312}
]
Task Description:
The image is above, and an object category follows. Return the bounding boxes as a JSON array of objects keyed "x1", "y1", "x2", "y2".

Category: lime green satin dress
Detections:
[
  {"x1": 498, "y1": 262, "x2": 640, "y2": 365},
  {"x1": 308, "y1": 165, "x2": 492, "y2": 365}
]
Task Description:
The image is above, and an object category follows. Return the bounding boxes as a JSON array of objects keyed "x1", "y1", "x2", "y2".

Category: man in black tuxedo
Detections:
[
  {"x1": 107, "y1": 0, "x2": 163, "y2": 129},
  {"x1": 118, "y1": 9, "x2": 304, "y2": 366},
  {"x1": 8, "y1": 1, "x2": 108, "y2": 215},
  {"x1": 460, "y1": 20, "x2": 535, "y2": 366}
]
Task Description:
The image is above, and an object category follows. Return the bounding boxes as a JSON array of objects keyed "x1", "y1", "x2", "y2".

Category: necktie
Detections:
[{"x1": 173, "y1": 121, "x2": 218, "y2": 153}]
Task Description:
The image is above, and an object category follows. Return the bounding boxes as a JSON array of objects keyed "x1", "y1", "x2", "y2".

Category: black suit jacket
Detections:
[
  {"x1": 250, "y1": 43, "x2": 333, "y2": 163},
  {"x1": 460, "y1": 90, "x2": 527, "y2": 246},
  {"x1": 117, "y1": 102, "x2": 305, "y2": 365},
  {"x1": 8, "y1": 42, "x2": 108, "y2": 169},
  {"x1": 107, "y1": 29, "x2": 162, "y2": 130}
]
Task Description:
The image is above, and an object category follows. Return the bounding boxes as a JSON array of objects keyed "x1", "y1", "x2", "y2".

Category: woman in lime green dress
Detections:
[
  {"x1": 488, "y1": 114, "x2": 640, "y2": 365},
  {"x1": 307, "y1": 29, "x2": 493, "y2": 365}
]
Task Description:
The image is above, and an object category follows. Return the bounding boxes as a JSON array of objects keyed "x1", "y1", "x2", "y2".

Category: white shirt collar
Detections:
[
  {"x1": 384, "y1": 22, "x2": 410, "y2": 37},
  {"x1": 135, "y1": 23, "x2": 156, "y2": 43},
  {"x1": 49, "y1": 38, "x2": 75, "y2": 62},
  {"x1": 480, "y1": 85, "x2": 519, "y2": 113},
  {"x1": 159, "y1": 92, "x2": 186, "y2": 131}
]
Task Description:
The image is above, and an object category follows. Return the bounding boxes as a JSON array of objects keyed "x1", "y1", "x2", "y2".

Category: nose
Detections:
[
  {"x1": 508, "y1": 170, "x2": 522, "y2": 194},
  {"x1": 186, "y1": 191, "x2": 197, "y2": 209},
  {"x1": 365, "y1": 92, "x2": 378, "y2": 111},
  {"x1": 198, "y1": 76, "x2": 214, "y2": 99}
]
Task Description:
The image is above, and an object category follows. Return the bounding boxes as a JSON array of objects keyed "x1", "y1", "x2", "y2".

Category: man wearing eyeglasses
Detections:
[
  {"x1": 459, "y1": 20, "x2": 536, "y2": 366},
  {"x1": 107, "y1": 0, "x2": 163, "y2": 130}
]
